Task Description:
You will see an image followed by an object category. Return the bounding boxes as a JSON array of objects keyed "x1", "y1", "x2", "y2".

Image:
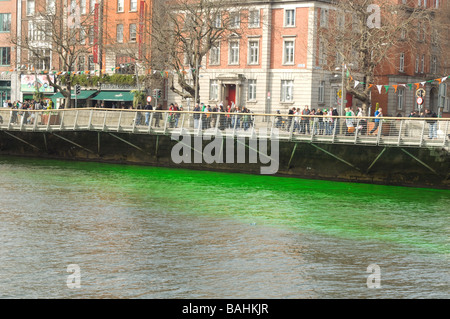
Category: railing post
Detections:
[
  {"x1": 117, "y1": 110, "x2": 123, "y2": 132},
  {"x1": 310, "y1": 117, "x2": 316, "y2": 142},
  {"x1": 163, "y1": 112, "x2": 169, "y2": 134},
  {"x1": 7, "y1": 109, "x2": 13, "y2": 130},
  {"x1": 270, "y1": 115, "x2": 275, "y2": 139},
  {"x1": 331, "y1": 116, "x2": 337, "y2": 143},
  {"x1": 442, "y1": 120, "x2": 449, "y2": 147},
  {"x1": 59, "y1": 110, "x2": 65, "y2": 130},
  {"x1": 376, "y1": 120, "x2": 383, "y2": 145},
  {"x1": 73, "y1": 110, "x2": 79, "y2": 130},
  {"x1": 397, "y1": 119, "x2": 404, "y2": 146},
  {"x1": 288, "y1": 115, "x2": 295, "y2": 141},
  {"x1": 88, "y1": 109, "x2": 94, "y2": 130},
  {"x1": 33, "y1": 111, "x2": 39, "y2": 131},
  {"x1": 419, "y1": 120, "x2": 426, "y2": 147},
  {"x1": 147, "y1": 112, "x2": 154, "y2": 134},
  {"x1": 132, "y1": 111, "x2": 138, "y2": 133},
  {"x1": 102, "y1": 110, "x2": 108, "y2": 131}
]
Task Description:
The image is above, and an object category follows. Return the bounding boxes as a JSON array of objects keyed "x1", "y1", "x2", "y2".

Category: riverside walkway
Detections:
[{"x1": 0, "y1": 108, "x2": 449, "y2": 149}]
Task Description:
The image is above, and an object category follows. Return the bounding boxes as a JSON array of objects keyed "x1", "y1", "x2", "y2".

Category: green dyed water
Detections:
[{"x1": 0, "y1": 156, "x2": 448, "y2": 298}]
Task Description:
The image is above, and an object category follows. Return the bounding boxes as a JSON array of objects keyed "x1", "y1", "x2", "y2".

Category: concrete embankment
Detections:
[{"x1": 0, "y1": 130, "x2": 449, "y2": 189}]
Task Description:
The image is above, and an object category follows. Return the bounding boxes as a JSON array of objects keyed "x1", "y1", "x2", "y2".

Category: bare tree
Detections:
[
  {"x1": 12, "y1": 2, "x2": 96, "y2": 107},
  {"x1": 150, "y1": 0, "x2": 244, "y2": 103},
  {"x1": 318, "y1": 0, "x2": 448, "y2": 113}
]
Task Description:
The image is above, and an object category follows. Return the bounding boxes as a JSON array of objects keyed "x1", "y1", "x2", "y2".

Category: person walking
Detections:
[
  {"x1": 424, "y1": 109, "x2": 438, "y2": 139},
  {"x1": 369, "y1": 107, "x2": 383, "y2": 135}
]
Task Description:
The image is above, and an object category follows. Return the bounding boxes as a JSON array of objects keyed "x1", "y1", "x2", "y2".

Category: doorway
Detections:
[{"x1": 225, "y1": 84, "x2": 236, "y2": 108}]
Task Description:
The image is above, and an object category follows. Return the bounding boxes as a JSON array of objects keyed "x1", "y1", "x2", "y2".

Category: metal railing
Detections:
[{"x1": 0, "y1": 108, "x2": 449, "y2": 148}]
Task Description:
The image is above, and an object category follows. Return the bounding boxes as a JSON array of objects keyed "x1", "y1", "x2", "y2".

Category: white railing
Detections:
[{"x1": 0, "y1": 108, "x2": 449, "y2": 148}]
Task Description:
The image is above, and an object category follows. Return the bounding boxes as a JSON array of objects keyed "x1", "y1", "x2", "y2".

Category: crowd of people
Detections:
[{"x1": 1, "y1": 99, "x2": 55, "y2": 125}]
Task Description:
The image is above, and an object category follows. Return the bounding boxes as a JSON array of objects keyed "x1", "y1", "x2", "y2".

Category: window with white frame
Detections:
[
  {"x1": 210, "y1": 80, "x2": 219, "y2": 100},
  {"x1": 248, "y1": 79, "x2": 257, "y2": 101},
  {"x1": 27, "y1": 0, "x2": 35, "y2": 16},
  {"x1": 47, "y1": 0, "x2": 56, "y2": 15},
  {"x1": 212, "y1": 13, "x2": 221, "y2": 28},
  {"x1": 229, "y1": 40, "x2": 239, "y2": 65},
  {"x1": 248, "y1": 40, "x2": 259, "y2": 65},
  {"x1": 209, "y1": 42, "x2": 220, "y2": 65},
  {"x1": 230, "y1": 12, "x2": 240, "y2": 28},
  {"x1": 281, "y1": 80, "x2": 294, "y2": 102},
  {"x1": 80, "y1": 27, "x2": 86, "y2": 45},
  {"x1": 117, "y1": 24, "x2": 124, "y2": 43},
  {"x1": 284, "y1": 9, "x2": 295, "y2": 27},
  {"x1": 0, "y1": 14, "x2": 11, "y2": 32},
  {"x1": 283, "y1": 39, "x2": 294, "y2": 65},
  {"x1": 318, "y1": 81, "x2": 325, "y2": 103},
  {"x1": 81, "y1": 0, "x2": 87, "y2": 14},
  {"x1": 117, "y1": 0, "x2": 124, "y2": 12},
  {"x1": 89, "y1": 25, "x2": 94, "y2": 44},
  {"x1": 399, "y1": 53, "x2": 405, "y2": 72},
  {"x1": 90, "y1": 0, "x2": 96, "y2": 13},
  {"x1": 249, "y1": 10, "x2": 260, "y2": 28},
  {"x1": 130, "y1": 0, "x2": 137, "y2": 12},
  {"x1": 397, "y1": 87, "x2": 404, "y2": 110},
  {"x1": 88, "y1": 55, "x2": 95, "y2": 70},
  {"x1": 129, "y1": 24, "x2": 137, "y2": 42},
  {"x1": 337, "y1": 14, "x2": 345, "y2": 30},
  {"x1": 78, "y1": 56, "x2": 85, "y2": 71}
]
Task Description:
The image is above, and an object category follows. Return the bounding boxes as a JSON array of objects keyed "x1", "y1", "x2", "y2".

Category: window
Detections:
[
  {"x1": 397, "y1": 88, "x2": 404, "y2": 110},
  {"x1": 117, "y1": 0, "x2": 124, "y2": 12},
  {"x1": 81, "y1": 0, "x2": 87, "y2": 14},
  {"x1": 318, "y1": 40, "x2": 327, "y2": 66},
  {"x1": 209, "y1": 80, "x2": 218, "y2": 100},
  {"x1": 80, "y1": 27, "x2": 86, "y2": 45},
  {"x1": 249, "y1": 10, "x2": 260, "y2": 28},
  {"x1": 0, "y1": 47, "x2": 10, "y2": 66},
  {"x1": 318, "y1": 81, "x2": 325, "y2": 103},
  {"x1": 248, "y1": 40, "x2": 259, "y2": 65},
  {"x1": 281, "y1": 80, "x2": 294, "y2": 102},
  {"x1": 212, "y1": 14, "x2": 221, "y2": 28},
  {"x1": 230, "y1": 12, "x2": 240, "y2": 28},
  {"x1": 117, "y1": 24, "x2": 124, "y2": 43},
  {"x1": 129, "y1": 24, "x2": 137, "y2": 42},
  {"x1": 47, "y1": 0, "x2": 56, "y2": 15},
  {"x1": 0, "y1": 14, "x2": 11, "y2": 32},
  {"x1": 431, "y1": 56, "x2": 438, "y2": 74},
  {"x1": 209, "y1": 42, "x2": 220, "y2": 65},
  {"x1": 320, "y1": 9, "x2": 328, "y2": 28},
  {"x1": 421, "y1": 54, "x2": 425, "y2": 73},
  {"x1": 90, "y1": 0, "x2": 96, "y2": 13},
  {"x1": 399, "y1": 53, "x2": 405, "y2": 72},
  {"x1": 130, "y1": 0, "x2": 137, "y2": 11},
  {"x1": 229, "y1": 40, "x2": 239, "y2": 65},
  {"x1": 116, "y1": 55, "x2": 135, "y2": 74},
  {"x1": 88, "y1": 55, "x2": 95, "y2": 70},
  {"x1": 415, "y1": 55, "x2": 419, "y2": 73},
  {"x1": 337, "y1": 14, "x2": 345, "y2": 30},
  {"x1": 30, "y1": 49, "x2": 50, "y2": 70},
  {"x1": 285, "y1": 9, "x2": 295, "y2": 27},
  {"x1": 27, "y1": 0, "x2": 35, "y2": 16},
  {"x1": 78, "y1": 56, "x2": 85, "y2": 71},
  {"x1": 283, "y1": 40, "x2": 294, "y2": 65},
  {"x1": 248, "y1": 79, "x2": 256, "y2": 101},
  {"x1": 89, "y1": 26, "x2": 94, "y2": 44}
]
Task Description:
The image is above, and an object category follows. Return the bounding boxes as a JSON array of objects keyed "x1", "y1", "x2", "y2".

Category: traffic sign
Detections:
[
  {"x1": 416, "y1": 88, "x2": 426, "y2": 98},
  {"x1": 147, "y1": 96, "x2": 152, "y2": 103},
  {"x1": 417, "y1": 97, "x2": 424, "y2": 105}
]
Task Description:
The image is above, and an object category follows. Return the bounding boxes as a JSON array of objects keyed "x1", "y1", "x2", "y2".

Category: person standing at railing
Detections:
[
  {"x1": 300, "y1": 106, "x2": 310, "y2": 134},
  {"x1": 425, "y1": 109, "x2": 438, "y2": 139},
  {"x1": 356, "y1": 107, "x2": 367, "y2": 135},
  {"x1": 345, "y1": 107, "x2": 355, "y2": 136},
  {"x1": 193, "y1": 103, "x2": 201, "y2": 129},
  {"x1": 144, "y1": 102, "x2": 153, "y2": 126},
  {"x1": 369, "y1": 107, "x2": 383, "y2": 136},
  {"x1": 323, "y1": 109, "x2": 332, "y2": 135}
]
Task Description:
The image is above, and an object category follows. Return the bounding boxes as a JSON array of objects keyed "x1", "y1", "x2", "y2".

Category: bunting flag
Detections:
[
  {"x1": 354, "y1": 80, "x2": 360, "y2": 88},
  {"x1": 384, "y1": 85, "x2": 390, "y2": 93},
  {"x1": 376, "y1": 85, "x2": 382, "y2": 94},
  {"x1": 392, "y1": 85, "x2": 398, "y2": 93}
]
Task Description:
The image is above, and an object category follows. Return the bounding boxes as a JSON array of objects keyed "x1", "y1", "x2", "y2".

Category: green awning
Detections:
[
  {"x1": 52, "y1": 90, "x2": 97, "y2": 100},
  {"x1": 91, "y1": 91, "x2": 134, "y2": 101}
]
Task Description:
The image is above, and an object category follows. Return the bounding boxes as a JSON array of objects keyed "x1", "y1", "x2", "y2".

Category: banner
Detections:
[
  {"x1": 93, "y1": 3, "x2": 99, "y2": 64},
  {"x1": 20, "y1": 75, "x2": 55, "y2": 93}
]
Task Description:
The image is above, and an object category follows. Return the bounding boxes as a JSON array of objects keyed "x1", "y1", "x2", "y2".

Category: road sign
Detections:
[
  {"x1": 147, "y1": 96, "x2": 152, "y2": 103},
  {"x1": 416, "y1": 88, "x2": 426, "y2": 98},
  {"x1": 417, "y1": 97, "x2": 424, "y2": 105},
  {"x1": 337, "y1": 89, "x2": 342, "y2": 98}
]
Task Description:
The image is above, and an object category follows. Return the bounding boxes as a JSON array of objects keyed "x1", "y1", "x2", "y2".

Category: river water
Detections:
[{"x1": 0, "y1": 156, "x2": 448, "y2": 299}]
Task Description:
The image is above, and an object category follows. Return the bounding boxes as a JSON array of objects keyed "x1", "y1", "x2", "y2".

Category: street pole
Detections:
[{"x1": 341, "y1": 63, "x2": 346, "y2": 116}]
